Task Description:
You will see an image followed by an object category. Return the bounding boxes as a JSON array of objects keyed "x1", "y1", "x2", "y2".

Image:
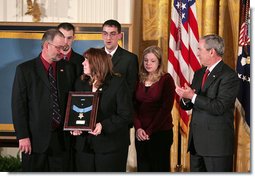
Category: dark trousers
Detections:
[
  {"x1": 189, "y1": 138, "x2": 233, "y2": 172},
  {"x1": 190, "y1": 153, "x2": 233, "y2": 172},
  {"x1": 21, "y1": 131, "x2": 69, "y2": 172},
  {"x1": 135, "y1": 129, "x2": 173, "y2": 172},
  {"x1": 75, "y1": 147, "x2": 129, "y2": 172},
  {"x1": 21, "y1": 151, "x2": 66, "y2": 172}
]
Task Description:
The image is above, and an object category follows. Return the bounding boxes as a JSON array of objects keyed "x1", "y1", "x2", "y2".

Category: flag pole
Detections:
[
  {"x1": 175, "y1": 117, "x2": 182, "y2": 172},
  {"x1": 169, "y1": 0, "x2": 201, "y2": 171}
]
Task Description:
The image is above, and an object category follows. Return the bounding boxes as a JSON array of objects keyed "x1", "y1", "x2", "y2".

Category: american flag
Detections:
[
  {"x1": 236, "y1": 0, "x2": 250, "y2": 130},
  {"x1": 168, "y1": 0, "x2": 201, "y2": 134}
]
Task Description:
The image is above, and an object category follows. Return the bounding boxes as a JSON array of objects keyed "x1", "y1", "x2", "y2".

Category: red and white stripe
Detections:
[{"x1": 168, "y1": 0, "x2": 201, "y2": 132}]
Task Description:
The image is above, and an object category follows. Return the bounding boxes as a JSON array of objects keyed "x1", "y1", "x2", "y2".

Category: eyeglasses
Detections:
[
  {"x1": 102, "y1": 31, "x2": 119, "y2": 38},
  {"x1": 65, "y1": 36, "x2": 74, "y2": 40},
  {"x1": 48, "y1": 42, "x2": 64, "y2": 50}
]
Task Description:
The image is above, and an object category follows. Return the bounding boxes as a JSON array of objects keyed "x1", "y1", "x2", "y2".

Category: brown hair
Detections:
[
  {"x1": 57, "y1": 22, "x2": 75, "y2": 34},
  {"x1": 81, "y1": 48, "x2": 113, "y2": 88},
  {"x1": 102, "y1": 19, "x2": 121, "y2": 33},
  {"x1": 139, "y1": 45, "x2": 165, "y2": 83},
  {"x1": 41, "y1": 28, "x2": 64, "y2": 49}
]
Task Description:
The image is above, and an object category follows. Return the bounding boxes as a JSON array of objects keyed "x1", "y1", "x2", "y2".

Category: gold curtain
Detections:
[{"x1": 132, "y1": 0, "x2": 250, "y2": 172}]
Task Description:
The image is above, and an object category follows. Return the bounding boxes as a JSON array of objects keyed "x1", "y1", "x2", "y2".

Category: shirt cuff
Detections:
[
  {"x1": 191, "y1": 94, "x2": 197, "y2": 104},
  {"x1": 181, "y1": 98, "x2": 187, "y2": 105}
]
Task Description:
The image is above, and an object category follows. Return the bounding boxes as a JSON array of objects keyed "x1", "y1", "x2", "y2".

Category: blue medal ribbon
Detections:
[{"x1": 72, "y1": 105, "x2": 93, "y2": 113}]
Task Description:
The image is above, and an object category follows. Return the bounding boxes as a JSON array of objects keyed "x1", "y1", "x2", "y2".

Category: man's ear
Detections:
[
  {"x1": 210, "y1": 48, "x2": 215, "y2": 56},
  {"x1": 43, "y1": 41, "x2": 49, "y2": 50},
  {"x1": 118, "y1": 32, "x2": 123, "y2": 40}
]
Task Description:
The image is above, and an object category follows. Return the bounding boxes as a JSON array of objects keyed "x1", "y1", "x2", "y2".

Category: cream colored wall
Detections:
[{"x1": 0, "y1": 0, "x2": 133, "y2": 23}]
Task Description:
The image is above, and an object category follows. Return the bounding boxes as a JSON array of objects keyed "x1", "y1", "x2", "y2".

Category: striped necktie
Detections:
[{"x1": 48, "y1": 65, "x2": 61, "y2": 128}]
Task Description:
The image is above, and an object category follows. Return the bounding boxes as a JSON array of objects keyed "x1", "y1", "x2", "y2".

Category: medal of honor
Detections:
[
  {"x1": 72, "y1": 105, "x2": 93, "y2": 125},
  {"x1": 78, "y1": 112, "x2": 84, "y2": 119}
]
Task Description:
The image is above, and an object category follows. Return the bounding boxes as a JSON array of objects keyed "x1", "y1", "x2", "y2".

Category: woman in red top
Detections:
[{"x1": 134, "y1": 46, "x2": 175, "y2": 172}]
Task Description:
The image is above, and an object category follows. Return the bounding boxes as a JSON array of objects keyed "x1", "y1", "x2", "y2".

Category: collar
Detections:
[
  {"x1": 104, "y1": 46, "x2": 118, "y2": 56},
  {"x1": 63, "y1": 49, "x2": 72, "y2": 61},
  {"x1": 207, "y1": 60, "x2": 222, "y2": 73},
  {"x1": 40, "y1": 54, "x2": 57, "y2": 77}
]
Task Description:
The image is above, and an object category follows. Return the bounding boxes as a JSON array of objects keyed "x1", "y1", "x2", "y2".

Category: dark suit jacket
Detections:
[
  {"x1": 180, "y1": 61, "x2": 240, "y2": 156},
  {"x1": 69, "y1": 49, "x2": 84, "y2": 77},
  {"x1": 12, "y1": 55, "x2": 76, "y2": 153},
  {"x1": 111, "y1": 46, "x2": 139, "y2": 97},
  {"x1": 74, "y1": 74, "x2": 133, "y2": 153}
]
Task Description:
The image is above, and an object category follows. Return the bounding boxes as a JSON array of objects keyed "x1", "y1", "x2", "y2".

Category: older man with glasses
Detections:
[{"x1": 12, "y1": 28, "x2": 76, "y2": 172}]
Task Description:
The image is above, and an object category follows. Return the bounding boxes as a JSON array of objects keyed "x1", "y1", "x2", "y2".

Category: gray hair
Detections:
[
  {"x1": 202, "y1": 34, "x2": 224, "y2": 57},
  {"x1": 41, "y1": 28, "x2": 64, "y2": 48}
]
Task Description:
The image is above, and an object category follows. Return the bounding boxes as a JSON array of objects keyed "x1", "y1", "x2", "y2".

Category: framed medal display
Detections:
[{"x1": 64, "y1": 91, "x2": 100, "y2": 131}]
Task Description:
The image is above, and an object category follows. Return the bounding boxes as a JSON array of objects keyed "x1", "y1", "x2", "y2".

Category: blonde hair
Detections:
[{"x1": 139, "y1": 45, "x2": 165, "y2": 83}]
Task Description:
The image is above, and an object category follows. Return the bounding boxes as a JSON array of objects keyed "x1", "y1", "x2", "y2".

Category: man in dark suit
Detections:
[
  {"x1": 12, "y1": 29, "x2": 76, "y2": 172},
  {"x1": 57, "y1": 23, "x2": 84, "y2": 172},
  {"x1": 101, "y1": 19, "x2": 139, "y2": 171},
  {"x1": 175, "y1": 34, "x2": 240, "y2": 172},
  {"x1": 102, "y1": 19, "x2": 138, "y2": 97},
  {"x1": 57, "y1": 22, "x2": 84, "y2": 77}
]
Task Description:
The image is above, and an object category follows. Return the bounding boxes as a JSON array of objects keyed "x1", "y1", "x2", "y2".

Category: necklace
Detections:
[{"x1": 144, "y1": 81, "x2": 153, "y2": 87}]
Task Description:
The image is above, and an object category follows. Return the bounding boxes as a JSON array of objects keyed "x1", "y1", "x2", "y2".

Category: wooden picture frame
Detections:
[{"x1": 64, "y1": 92, "x2": 100, "y2": 131}]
